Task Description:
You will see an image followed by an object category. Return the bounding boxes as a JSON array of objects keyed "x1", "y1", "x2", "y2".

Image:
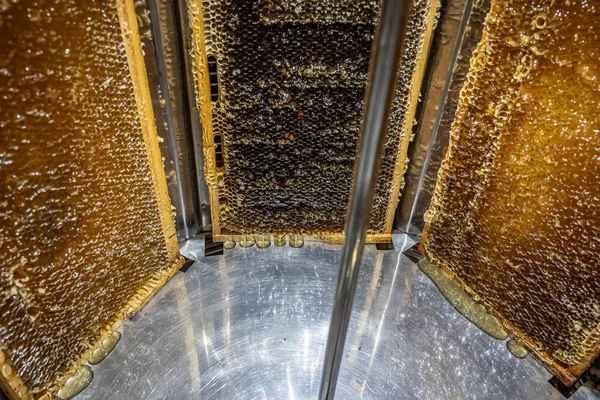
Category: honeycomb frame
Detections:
[
  {"x1": 187, "y1": 0, "x2": 440, "y2": 244},
  {"x1": 421, "y1": 0, "x2": 600, "y2": 386},
  {"x1": 0, "y1": 0, "x2": 183, "y2": 398}
]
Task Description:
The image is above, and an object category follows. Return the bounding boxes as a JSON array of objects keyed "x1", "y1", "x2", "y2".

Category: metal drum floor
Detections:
[{"x1": 80, "y1": 235, "x2": 598, "y2": 399}]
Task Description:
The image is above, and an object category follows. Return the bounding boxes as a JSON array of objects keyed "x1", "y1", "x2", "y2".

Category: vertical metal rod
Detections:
[{"x1": 318, "y1": 1, "x2": 412, "y2": 399}]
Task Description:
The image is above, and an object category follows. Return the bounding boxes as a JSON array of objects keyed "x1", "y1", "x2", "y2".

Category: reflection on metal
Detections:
[
  {"x1": 319, "y1": 1, "x2": 412, "y2": 398},
  {"x1": 395, "y1": 0, "x2": 492, "y2": 234},
  {"x1": 56, "y1": 366, "x2": 93, "y2": 400},
  {"x1": 418, "y1": 259, "x2": 508, "y2": 340},
  {"x1": 175, "y1": 0, "x2": 212, "y2": 232},
  {"x1": 79, "y1": 234, "x2": 592, "y2": 400},
  {"x1": 507, "y1": 339, "x2": 529, "y2": 359},
  {"x1": 288, "y1": 235, "x2": 304, "y2": 249},
  {"x1": 137, "y1": 0, "x2": 201, "y2": 241},
  {"x1": 88, "y1": 332, "x2": 122, "y2": 365}
]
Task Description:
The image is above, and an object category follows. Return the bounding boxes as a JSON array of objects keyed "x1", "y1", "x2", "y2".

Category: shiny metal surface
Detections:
[
  {"x1": 395, "y1": 0, "x2": 491, "y2": 234},
  {"x1": 136, "y1": 0, "x2": 202, "y2": 240},
  {"x1": 394, "y1": 0, "x2": 471, "y2": 234},
  {"x1": 146, "y1": 0, "x2": 202, "y2": 240},
  {"x1": 176, "y1": 0, "x2": 212, "y2": 232},
  {"x1": 319, "y1": 1, "x2": 412, "y2": 398},
  {"x1": 79, "y1": 234, "x2": 599, "y2": 400}
]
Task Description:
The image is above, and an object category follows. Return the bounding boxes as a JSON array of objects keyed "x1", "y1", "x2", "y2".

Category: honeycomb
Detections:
[
  {"x1": 0, "y1": 0, "x2": 180, "y2": 397},
  {"x1": 188, "y1": 0, "x2": 438, "y2": 240},
  {"x1": 423, "y1": 0, "x2": 600, "y2": 384}
]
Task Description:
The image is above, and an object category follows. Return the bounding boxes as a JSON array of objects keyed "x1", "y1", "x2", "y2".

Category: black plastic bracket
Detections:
[
  {"x1": 402, "y1": 242, "x2": 425, "y2": 263},
  {"x1": 204, "y1": 234, "x2": 223, "y2": 257},
  {"x1": 548, "y1": 376, "x2": 583, "y2": 398},
  {"x1": 179, "y1": 256, "x2": 195, "y2": 273},
  {"x1": 376, "y1": 241, "x2": 395, "y2": 251}
]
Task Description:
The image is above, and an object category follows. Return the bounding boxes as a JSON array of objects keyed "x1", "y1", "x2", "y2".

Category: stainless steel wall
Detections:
[
  {"x1": 394, "y1": 0, "x2": 491, "y2": 235},
  {"x1": 138, "y1": 0, "x2": 212, "y2": 240}
]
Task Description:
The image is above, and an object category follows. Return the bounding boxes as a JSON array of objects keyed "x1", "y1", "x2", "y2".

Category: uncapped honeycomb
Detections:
[
  {"x1": 0, "y1": 0, "x2": 180, "y2": 397},
  {"x1": 423, "y1": 0, "x2": 600, "y2": 384},
  {"x1": 188, "y1": 0, "x2": 438, "y2": 240}
]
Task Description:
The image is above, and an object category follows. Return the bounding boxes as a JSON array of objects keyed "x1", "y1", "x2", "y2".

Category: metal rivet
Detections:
[
  {"x1": 89, "y1": 331, "x2": 121, "y2": 365},
  {"x1": 274, "y1": 235, "x2": 286, "y2": 247},
  {"x1": 239, "y1": 236, "x2": 255, "y2": 248},
  {"x1": 255, "y1": 235, "x2": 271, "y2": 249},
  {"x1": 289, "y1": 235, "x2": 304, "y2": 248},
  {"x1": 223, "y1": 240, "x2": 236, "y2": 250},
  {"x1": 57, "y1": 365, "x2": 93, "y2": 400}
]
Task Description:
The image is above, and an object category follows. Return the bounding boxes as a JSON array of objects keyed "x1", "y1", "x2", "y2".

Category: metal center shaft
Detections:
[{"x1": 318, "y1": 1, "x2": 413, "y2": 398}]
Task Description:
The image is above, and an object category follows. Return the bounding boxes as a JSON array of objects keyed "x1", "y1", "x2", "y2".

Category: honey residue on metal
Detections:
[
  {"x1": 507, "y1": 339, "x2": 528, "y2": 360},
  {"x1": 187, "y1": 0, "x2": 439, "y2": 243},
  {"x1": 87, "y1": 332, "x2": 121, "y2": 365},
  {"x1": 0, "y1": 0, "x2": 182, "y2": 398},
  {"x1": 55, "y1": 366, "x2": 93, "y2": 400},
  {"x1": 423, "y1": 0, "x2": 600, "y2": 385},
  {"x1": 417, "y1": 259, "x2": 507, "y2": 340}
]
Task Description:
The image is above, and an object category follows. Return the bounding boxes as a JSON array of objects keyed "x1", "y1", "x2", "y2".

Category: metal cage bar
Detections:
[{"x1": 318, "y1": 1, "x2": 413, "y2": 398}]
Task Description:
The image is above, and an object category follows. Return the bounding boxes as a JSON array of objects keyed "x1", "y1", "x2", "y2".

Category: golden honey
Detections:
[
  {"x1": 0, "y1": 0, "x2": 181, "y2": 397},
  {"x1": 424, "y1": 0, "x2": 600, "y2": 385}
]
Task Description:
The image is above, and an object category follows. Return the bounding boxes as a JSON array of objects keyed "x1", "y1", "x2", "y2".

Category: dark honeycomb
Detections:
[
  {"x1": 189, "y1": 0, "x2": 437, "y2": 238},
  {"x1": 0, "y1": 0, "x2": 178, "y2": 396},
  {"x1": 424, "y1": 0, "x2": 600, "y2": 380}
]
